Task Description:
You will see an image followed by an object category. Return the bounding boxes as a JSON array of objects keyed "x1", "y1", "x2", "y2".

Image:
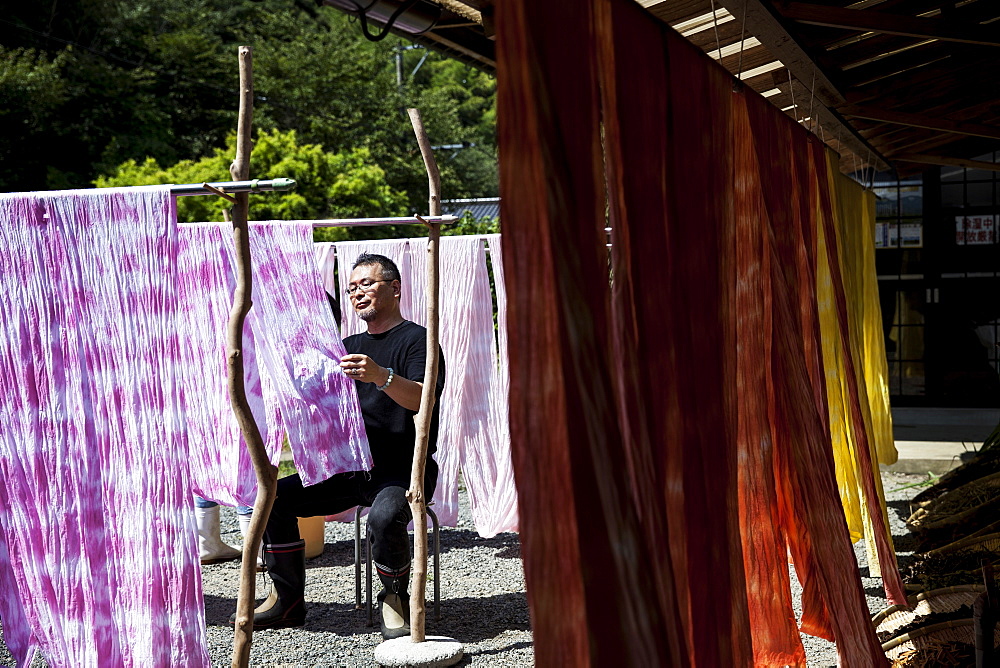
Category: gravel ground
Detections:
[
  {"x1": 799, "y1": 470, "x2": 928, "y2": 666},
  {"x1": 0, "y1": 471, "x2": 932, "y2": 667},
  {"x1": 201, "y1": 486, "x2": 533, "y2": 667}
]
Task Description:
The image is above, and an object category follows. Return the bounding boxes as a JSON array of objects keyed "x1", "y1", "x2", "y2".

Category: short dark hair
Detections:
[{"x1": 352, "y1": 253, "x2": 401, "y2": 282}]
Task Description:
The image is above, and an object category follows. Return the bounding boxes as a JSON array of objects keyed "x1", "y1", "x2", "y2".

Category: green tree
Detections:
[
  {"x1": 96, "y1": 128, "x2": 408, "y2": 240},
  {"x1": 442, "y1": 211, "x2": 499, "y2": 237},
  {"x1": 0, "y1": 46, "x2": 69, "y2": 189},
  {"x1": 0, "y1": 0, "x2": 498, "y2": 222}
]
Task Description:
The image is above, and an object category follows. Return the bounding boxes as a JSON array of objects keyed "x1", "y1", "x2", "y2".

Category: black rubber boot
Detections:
[
  {"x1": 375, "y1": 561, "x2": 410, "y2": 640},
  {"x1": 228, "y1": 539, "x2": 306, "y2": 629}
]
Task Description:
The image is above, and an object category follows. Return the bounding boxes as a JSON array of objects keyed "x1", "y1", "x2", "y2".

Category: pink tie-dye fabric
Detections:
[
  {"x1": 0, "y1": 186, "x2": 210, "y2": 667},
  {"x1": 177, "y1": 224, "x2": 283, "y2": 507},
  {"x1": 179, "y1": 222, "x2": 371, "y2": 505},
  {"x1": 432, "y1": 236, "x2": 493, "y2": 526},
  {"x1": 243, "y1": 222, "x2": 371, "y2": 485},
  {"x1": 334, "y1": 239, "x2": 416, "y2": 337},
  {"x1": 475, "y1": 235, "x2": 518, "y2": 536},
  {"x1": 329, "y1": 236, "x2": 518, "y2": 534}
]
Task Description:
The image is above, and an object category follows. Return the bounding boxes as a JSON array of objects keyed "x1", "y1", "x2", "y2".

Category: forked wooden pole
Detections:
[
  {"x1": 406, "y1": 107, "x2": 441, "y2": 644},
  {"x1": 226, "y1": 45, "x2": 278, "y2": 668}
]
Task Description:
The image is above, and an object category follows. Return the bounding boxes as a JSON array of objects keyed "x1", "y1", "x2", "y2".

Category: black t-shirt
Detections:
[{"x1": 344, "y1": 320, "x2": 445, "y2": 482}]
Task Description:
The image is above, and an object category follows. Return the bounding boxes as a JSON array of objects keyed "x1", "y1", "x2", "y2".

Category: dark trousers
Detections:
[{"x1": 265, "y1": 464, "x2": 438, "y2": 570}]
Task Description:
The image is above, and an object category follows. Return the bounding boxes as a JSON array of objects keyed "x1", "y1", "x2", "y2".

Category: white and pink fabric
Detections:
[
  {"x1": 329, "y1": 239, "x2": 419, "y2": 336},
  {"x1": 325, "y1": 236, "x2": 518, "y2": 536},
  {"x1": 179, "y1": 222, "x2": 371, "y2": 507},
  {"x1": 177, "y1": 224, "x2": 281, "y2": 507},
  {"x1": 0, "y1": 187, "x2": 210, "y2": 667},
  {"x1": 473, "y1": 235, "x2": 518, "y2": 537},
  {"x1": 243, "y1": 222, "x2": 371, "y2": 486},
  {"x1": 314, "y1": 242, "x2": 339, "y2": 310}
]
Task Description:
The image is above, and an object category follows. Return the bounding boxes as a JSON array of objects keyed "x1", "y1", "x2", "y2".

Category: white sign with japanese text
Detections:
[{"x1": 955, "y1": 215, "x2": 996, "y2": 245}]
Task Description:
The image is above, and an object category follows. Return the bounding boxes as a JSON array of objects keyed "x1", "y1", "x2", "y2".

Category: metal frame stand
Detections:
[{"x1": 354, "y1": 505, "x2": 440, "y2": 626}]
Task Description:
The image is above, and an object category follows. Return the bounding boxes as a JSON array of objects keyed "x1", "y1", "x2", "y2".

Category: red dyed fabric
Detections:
[
  {"x1": 596, "y1": 2, "x2": 750, "y2": 665},
  {"x1": 496, "y1": 1, "x2": 890, "y2": 665},
  {"x1": 740, "y1": 90, "x2": 889, "y2": 664},
  {"x1": 731, "y1": 93, "x2": 806, "y2": 667},
  {"x1": 496, "y1": 2, "x2": 688, "y2": 666}
]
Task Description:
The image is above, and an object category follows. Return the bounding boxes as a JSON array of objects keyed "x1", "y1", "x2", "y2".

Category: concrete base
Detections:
[
  {"x1": 374, "y1": 636, "x2": 463, "y2": 667},
  {"x1": 881, "y1": 407, "x2": 998, "y2": 475},
  {"x1": 881, "y1": 441, "x2": 979, "y2": 475}
]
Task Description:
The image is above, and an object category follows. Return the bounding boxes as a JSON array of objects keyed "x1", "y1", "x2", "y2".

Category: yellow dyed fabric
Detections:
[{"x1": 816, "y1": 151, "x2": 897, "y2": 566}]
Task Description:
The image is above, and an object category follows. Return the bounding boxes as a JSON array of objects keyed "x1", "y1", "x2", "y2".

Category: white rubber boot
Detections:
[
  {"x1": 238, "y1": 512, "x2": 265, "y2": 570},
  {"x1": 196, "y1": 505, "x2": 242, "y2": 565}
]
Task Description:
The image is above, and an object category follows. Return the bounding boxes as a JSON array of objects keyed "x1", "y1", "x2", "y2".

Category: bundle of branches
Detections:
[
  {"x1": 889, "y1": 639, "x2": 976, "y2": 668},
  {"x1": 901, "y1": 537, "x2": 1000, "y2": 590},
  {"x1": 908, "y1": 472, "x2": 1000, "y2": 551},
  {"x1": 911, "y1": 448, "x2": 1000, "y2": 513}
]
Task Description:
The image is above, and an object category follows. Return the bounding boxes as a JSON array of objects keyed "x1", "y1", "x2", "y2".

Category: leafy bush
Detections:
[{"x1": 96, "y1": 128, "x2": 408, "y2": 234}]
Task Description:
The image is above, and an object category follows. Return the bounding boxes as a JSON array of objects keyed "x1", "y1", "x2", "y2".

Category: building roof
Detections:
[
  {"x1": 321, "y1": 0, "x2": 1000, "y2": 178},
  {"x1": 442, "y1": 197, "x2": 500, "y2": 220}
]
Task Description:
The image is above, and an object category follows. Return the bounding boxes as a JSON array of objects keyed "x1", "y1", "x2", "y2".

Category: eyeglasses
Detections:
[{"x1": 344, "y1": 279, "x2": 389, "y2": 297}]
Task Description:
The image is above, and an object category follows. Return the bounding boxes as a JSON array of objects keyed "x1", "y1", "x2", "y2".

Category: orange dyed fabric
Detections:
[
  {"x1": 496, "y1": 0, "x2": 891, "y2": 665},
  {"x1": 731, "y1": 93, "x2": 807, "y2": 667}
]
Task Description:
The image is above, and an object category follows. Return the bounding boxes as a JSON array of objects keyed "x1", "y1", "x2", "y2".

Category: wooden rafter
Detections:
[
  {"x1": 775, "y1": 3, "x2": 1000, "y2": 48},
  {"x1": 413, "y1": 29, "x2": 495, "y2": 69},
  {"x1": 894, "y1": 153, "x2": 1000, "y2": 172},
  {"x1": 840, "y1": 104, "x2": 1000, "y2": 141},
  {"x1": 713, "y1": 0, "x2": 890, "y2": 171},
  {"x1": 843, "y1": 43, "x2": 956, "y2": 88}
]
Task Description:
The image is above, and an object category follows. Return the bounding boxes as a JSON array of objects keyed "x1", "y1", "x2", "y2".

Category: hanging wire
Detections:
[
  {"x1": 807, "y1": 70, "x2": 817, "y2": 134},
  {"x1": 737, "y1": 0, "x2": 749, "y2": 79},
  {"x1": 788, "y1": 69, "x2": 799, "y2": 122},
  {"x1": 710, "y1": 0, "x2": 723, "y2": 62}
]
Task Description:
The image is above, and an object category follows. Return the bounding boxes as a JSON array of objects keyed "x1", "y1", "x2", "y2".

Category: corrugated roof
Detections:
[{"x1": 442, "y1": 197, "x2": 500, "y2": 220}]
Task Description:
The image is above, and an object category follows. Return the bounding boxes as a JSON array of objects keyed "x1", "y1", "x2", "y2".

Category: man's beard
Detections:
[{"x1": 358, "y1": 306, "x2": 377, "y2": 321}]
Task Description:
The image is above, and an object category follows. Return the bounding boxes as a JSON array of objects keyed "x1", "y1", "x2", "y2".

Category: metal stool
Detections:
[{"x1": 354, "y1": 505, "x2": 440, "y2": 626}]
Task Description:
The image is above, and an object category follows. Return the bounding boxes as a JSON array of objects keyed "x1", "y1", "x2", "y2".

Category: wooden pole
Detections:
[
  {"x1": 406, "y1": 108, "x2": 441, "y2": 644},
  {"x1": 226, "y1": 46, "x2": 278, "y2": 668}
]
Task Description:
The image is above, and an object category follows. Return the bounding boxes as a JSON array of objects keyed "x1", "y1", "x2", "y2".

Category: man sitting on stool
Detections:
[{"x1": 230, "y1": 253, "x2": 445, "y2": 640}]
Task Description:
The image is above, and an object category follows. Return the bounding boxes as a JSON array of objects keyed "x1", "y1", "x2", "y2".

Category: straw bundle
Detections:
[
  {"x1": 902, "y1": 534, "x2": 1000, "y2": 590},
  {"x1": 907, "y1": 472, "x2": 1000, "y2": 550},
  {"x1": 910, "y1": 449, "x2": 1000, "y2": 513}
]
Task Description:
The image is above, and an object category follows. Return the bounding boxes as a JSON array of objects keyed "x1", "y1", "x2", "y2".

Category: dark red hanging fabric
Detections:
[
  {"x1": 495, "y1": 2, "x2": 689, "y2": 665},
  {"x1": 658, "y1": 22, "x2": 757, "y2": 668},
  {"x1": 596, "y1": 1, "x2": 749, "y2": 665},
  {"x1": 742, "y1": 94, "x2": 834, "y2": 639}
]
